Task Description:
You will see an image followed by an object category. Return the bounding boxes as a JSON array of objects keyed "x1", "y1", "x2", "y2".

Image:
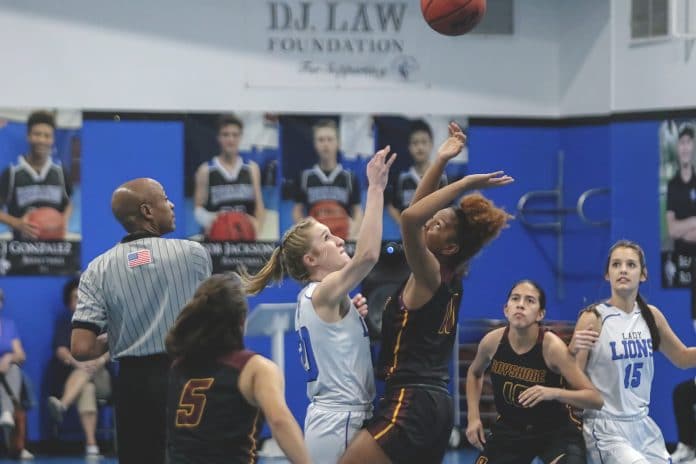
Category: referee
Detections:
[{"x1": 71, "y1": 178, "x2": 212, "y2": 464}]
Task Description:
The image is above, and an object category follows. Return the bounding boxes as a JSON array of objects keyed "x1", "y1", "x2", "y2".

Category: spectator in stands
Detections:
[
  {"x1": 0, "y1": 288, "x2": 33, "y2": 460},
  {"x1": 47, "y1": 278, "x2": 111, "y2": 458}
]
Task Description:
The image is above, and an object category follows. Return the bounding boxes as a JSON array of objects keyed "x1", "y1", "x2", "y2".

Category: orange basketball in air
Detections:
[
  {"x1": 208, "y1": 211, "x2": 256, "y2": 242},
  {"x1": 309, "y1": 200, "x2": 350, "y2": 240},
  {"x1": 25, "y1": 207, "x2": 65, "y2": 240},
  {"x1": 421, "y1": 0, "x2": 486, "y2": 36}
]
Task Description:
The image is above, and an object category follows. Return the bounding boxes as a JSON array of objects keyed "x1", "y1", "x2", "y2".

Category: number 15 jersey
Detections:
[{"x1": 585, "y1": 303, "x2": 654, "y2": 417}]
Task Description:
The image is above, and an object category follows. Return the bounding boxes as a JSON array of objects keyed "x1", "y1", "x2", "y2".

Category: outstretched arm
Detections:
[
  {"x1": 401, "y1": 172, "x2": 513, "y2": 292},
  {"x1": 243, "y1": 357, "x2": 311, "y2": 464},
  {"x1": 313, "y1": 147, "x2": 396, "y2": 309},
  {"x1": 654, "y1": 305, "x2": 696, "y2": 368},
  {"x1": 249, "y1": 161, "x2": 266, "y2": 233},
  {"x1": 465, "y1": 329, "x2": 503, "y2": 451}
]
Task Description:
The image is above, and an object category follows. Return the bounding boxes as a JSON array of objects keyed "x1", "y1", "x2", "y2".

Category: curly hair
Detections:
[{"x1": 450, "y1": 193, "x2": 512, "y2": 265}]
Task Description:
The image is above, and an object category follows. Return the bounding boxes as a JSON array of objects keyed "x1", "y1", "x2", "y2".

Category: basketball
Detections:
[
  {"x1": 207, "y1": 211, "x2": 256, "y2": 242},
  {"x1": 421, "y1": 0, "x2": 486, "y2": 36},
  {"x1": 309, "y1": 200, "x2": 350, "y2": 240},
  {"x1": 24, "y1": 207, "x2": 65, "y2": 240}
]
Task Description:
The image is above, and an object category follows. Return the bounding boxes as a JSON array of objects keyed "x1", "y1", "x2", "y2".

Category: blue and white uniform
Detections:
[
  {"x1": 295, "y1": 282, "x2": 375, "y2": 464},
  {"x1": 583, "y1": 302, "x2": 670, "y2": 464}
]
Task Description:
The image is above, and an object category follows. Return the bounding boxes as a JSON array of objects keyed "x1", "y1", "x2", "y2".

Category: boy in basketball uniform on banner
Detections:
[
  {"x1": 194, "y1": 114, "x2": 265, "y2": 242},
  {"x1": 0, "y1": 111, "x2": 72, "y2": 240},
  {"x1": 387, "y1": 119, "x2": 447, "y2": 226},
  {"x1": 292, "y1": 119, "x2": 362, "y2": 240}
]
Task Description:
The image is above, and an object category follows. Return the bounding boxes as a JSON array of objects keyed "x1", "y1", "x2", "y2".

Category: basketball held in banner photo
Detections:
[
  {"x1": 421, "y1": 0, "x2": 486, "y2": 36},
  {"x1": 309, "y1": 200, "x2": 350, "y2": 240},
  {"x1": 207, "y1": 211, "x2": 257, "y2": 242},
  {"x1": 24, "y1": 207, "x2": 65, "y2": 240}
]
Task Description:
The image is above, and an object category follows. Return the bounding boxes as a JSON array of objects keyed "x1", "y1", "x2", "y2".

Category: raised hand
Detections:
[
  {"x1": 366, "y1": 145, "x2": 397, "y2": 191},
  {"x1": 437, "y1": 122, "x2": 466, "y2": 162},
  {"x1": 461, "y1": 171, "x2": 514, "y2": 191}
]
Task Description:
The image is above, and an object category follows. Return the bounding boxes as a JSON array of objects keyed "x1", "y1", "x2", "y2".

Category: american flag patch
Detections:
[{"x1": 127, "y1": 249, "x2": 152, "y2": 268}]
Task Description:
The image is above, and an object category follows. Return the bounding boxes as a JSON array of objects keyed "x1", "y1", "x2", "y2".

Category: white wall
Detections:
[
  {"x1": 3, "y1": 0, "x2": 691, "y2": 117},
  {"x1": 0, "y1": 0, "x2": 561, "y2": 116},
  {"x1": 612, "y1": 0, "x2": 696, "y2": 112},
  {"x1": 558, "y1": 0, "x2": 612, "y2": 116}
]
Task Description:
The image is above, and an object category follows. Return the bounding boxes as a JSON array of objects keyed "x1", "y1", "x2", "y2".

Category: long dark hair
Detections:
[
  {"x1": 166, "y1": 273, "x2": 249, "y2": 364},
  {"x1": 605, "y1": 240, "x2": 660, "y2": 351}
]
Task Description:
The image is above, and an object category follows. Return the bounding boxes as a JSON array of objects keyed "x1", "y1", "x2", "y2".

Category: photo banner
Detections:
[
  {"x1": 183, "y1": 112, "x2": 280, "y2": 274},
  {"x1": 660, "y1": 119, "x2": 696, "y2": 288},
  {"x1": 0, "y1": 110, "x2": 81, "y2": 276}
]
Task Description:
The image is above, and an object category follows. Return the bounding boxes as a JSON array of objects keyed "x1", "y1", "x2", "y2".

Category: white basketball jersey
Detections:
[
  {"x1": 585, "y1": 302, "x2": 654, "y2": 417},
  {"x1": 295, "y1": 282, "x2": 375, "y2": 408}
]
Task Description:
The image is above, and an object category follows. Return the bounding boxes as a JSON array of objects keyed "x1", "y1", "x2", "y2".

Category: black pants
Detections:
[
  {"x1": 476, "y1": 420, "x2": 585, "y2": 464},
  {"x1": 674, "y1": 378, "x2": 696, "y2": 446},
  {"x1": 115, "y1": 354, "x2": 170, "y2": 464}
]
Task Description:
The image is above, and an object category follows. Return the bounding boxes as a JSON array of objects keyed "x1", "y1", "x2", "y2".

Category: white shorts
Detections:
[
  {"x1": 304, "y1": 402, "x2": 372, "y2": 464},
  {"x1": 583, "y1": 412, "x2": 670, "y2": 464}
]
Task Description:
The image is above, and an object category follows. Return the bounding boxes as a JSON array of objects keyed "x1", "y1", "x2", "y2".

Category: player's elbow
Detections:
[
  {"x1": 587, "y1": 390, "x2": 604, "y2": 410},
  {"x1": 400, "y1": 207, "x2": 427, "y2": 228},
  {"x1": 400, "y1": 207, "x2": 416, "y2": 224}
]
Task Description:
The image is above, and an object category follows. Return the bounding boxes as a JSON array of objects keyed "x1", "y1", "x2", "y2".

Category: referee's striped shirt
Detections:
[{"x1": 72, "y1": 233, "x2": 212, "y2": 359}]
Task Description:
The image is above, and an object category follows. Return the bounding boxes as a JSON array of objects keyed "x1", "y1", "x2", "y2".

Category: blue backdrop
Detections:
[{"x1": 0, "y1": 116, "x2": 690, "y2": 444}]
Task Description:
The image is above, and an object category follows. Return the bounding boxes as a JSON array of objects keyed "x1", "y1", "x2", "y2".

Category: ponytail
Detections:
[
  {"x1": 240, "y1": 247, "x2": 285, "y2": 296},
  {"x1": 636, "y1": 294, "x2": 661, "y2": 351},
  {"x1": 239, "y1": 217, "x2": 317, "y2": 295}
]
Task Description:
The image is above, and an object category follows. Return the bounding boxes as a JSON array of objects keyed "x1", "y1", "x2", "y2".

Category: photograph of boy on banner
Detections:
[
  {"x1": 660, "y1": 120, "x2": 696, "y2": 326},
  {"x1": 281, "y1": 115, "x2": 366, "y2": 242},
  {"x1": 0, "y1": 109, "x2": 81, "y2": 275},
  {"x1": 375, "y1": 115, "x2": 468, "y2": 240},
  {"x1": 184, "y1": 112, "x2": 280, "y2": 273}
]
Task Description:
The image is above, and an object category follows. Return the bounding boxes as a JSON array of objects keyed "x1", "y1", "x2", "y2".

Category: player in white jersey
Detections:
[
  {"x1": 294, "y1": 282, "x2": 374, "y2": 463},
  {"x1": 570, "y1": 240, "x2": 696, "y2": 464},
  {"x1": 242, "y1": 145, "x2": 396, "y2": 463}
]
